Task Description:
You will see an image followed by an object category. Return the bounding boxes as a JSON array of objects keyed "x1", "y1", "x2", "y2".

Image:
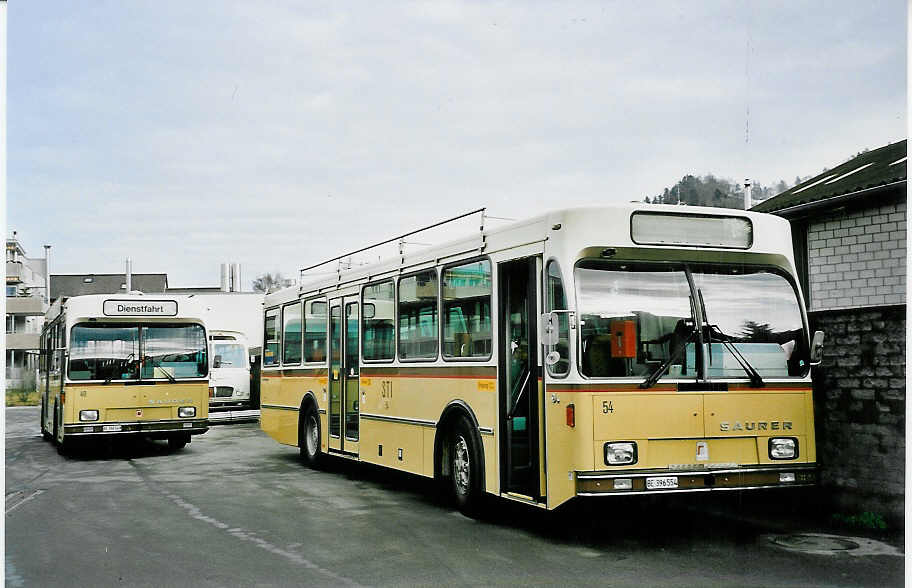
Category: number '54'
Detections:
[{"x1": 602, "y1": 400, "x2": 614, "y2": 414}]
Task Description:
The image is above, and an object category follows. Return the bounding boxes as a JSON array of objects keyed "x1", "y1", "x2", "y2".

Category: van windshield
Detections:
[{"x1": 212, "y1": 343, "x2": 247, "y2": 368}]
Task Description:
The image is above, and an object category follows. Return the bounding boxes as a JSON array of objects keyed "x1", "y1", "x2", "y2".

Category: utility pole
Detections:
[{"x1": 743, "y1": 179, "x2": 752, "y2": 210}]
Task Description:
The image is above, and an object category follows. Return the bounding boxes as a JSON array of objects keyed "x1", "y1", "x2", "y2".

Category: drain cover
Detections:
[
  {"x1": 765, "y1": 533, "x2": 902, "y2": 557},
  {"x1": 771, "y1": 534, "x2": 859, "y2": 553}
]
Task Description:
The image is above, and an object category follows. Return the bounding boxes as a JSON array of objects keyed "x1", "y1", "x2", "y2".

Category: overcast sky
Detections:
[{"x1": 8, "y1": 2, "x2": 907, "y2": 288}]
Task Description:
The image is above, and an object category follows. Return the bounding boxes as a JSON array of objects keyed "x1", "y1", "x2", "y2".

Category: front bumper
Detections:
[
  {"x1": 576, "y1": 464, "x2": 817, "y2": 495},
  {"x1": 64, "y1": 419, "x2": 209, "y2": 436}
]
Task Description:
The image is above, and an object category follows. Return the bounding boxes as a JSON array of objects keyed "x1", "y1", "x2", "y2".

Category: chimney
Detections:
[
  {"x1": 220, "y1": 263, "x2": 229, "y2": 292},
  {"x1": 231, "y1": 263, "x2": 241, "y2": 292},
  {"x1": 125, "y1": 258, "x2": 132, "y2": 292},
  {"x1": 43, "y1": 245, "x2": 51, "y2": 304}
]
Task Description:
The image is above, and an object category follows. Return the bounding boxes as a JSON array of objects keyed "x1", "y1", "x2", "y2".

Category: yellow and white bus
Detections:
[
  {"x1": 260, "y1": 205, "x2": 823, "y2": 513},
  {"x1": 39, "y1": 294, "x2": 211, "y2": 453}
]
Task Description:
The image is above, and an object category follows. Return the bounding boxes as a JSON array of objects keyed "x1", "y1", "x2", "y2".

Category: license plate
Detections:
[
  {"x1": 646, "y1": 476, "x2": 679, "y2": 490},
  {"x1": 102, "y1": 425, "x2": 123, "y2": 432},
  {"x1": 183, "y1": 423, "x2": 193, "y2": 428}
]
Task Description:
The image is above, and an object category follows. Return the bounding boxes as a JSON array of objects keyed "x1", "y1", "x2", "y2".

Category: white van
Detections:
[{"x1": 208, "y1": 330, "x2": 252, "y2": 408}]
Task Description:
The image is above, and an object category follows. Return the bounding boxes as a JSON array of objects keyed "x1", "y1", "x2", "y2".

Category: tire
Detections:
[
  {"x1": 449, "y1": 415, "x2": 485, "y2": 517},
  {"x1": 40, "y1": 400, "x2": 52, "y2": 441},
  {"x1": 299, "y1": 405, "x2": 322, "y2": 467},
  {"x1": 168, "y1": 435, "x2": 189, "y2": 451},
  {"x1": 54, "y1": 408, "x2": 72, "y2": 456}
]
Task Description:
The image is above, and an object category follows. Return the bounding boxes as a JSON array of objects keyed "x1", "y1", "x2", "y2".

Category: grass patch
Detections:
[
  {"x1": 6, "y1": 388, "x2": 39, "y2": 406},
  {"x1": 831, "y1": 511, "x2": 888, "y2": 531}
]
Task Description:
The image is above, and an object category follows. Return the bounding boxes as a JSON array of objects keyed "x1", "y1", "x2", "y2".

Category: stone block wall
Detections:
[
  {"x1": 810, "y1": 305, "x2": 905, "y2": 523},
  {"x1": 807, "y1": 202, "x2": 906, "y2": 310}
]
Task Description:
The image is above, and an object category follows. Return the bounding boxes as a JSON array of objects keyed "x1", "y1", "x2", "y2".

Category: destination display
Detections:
[{"x1": 102, "y1": 300, "x2": 178, "y2": 317}]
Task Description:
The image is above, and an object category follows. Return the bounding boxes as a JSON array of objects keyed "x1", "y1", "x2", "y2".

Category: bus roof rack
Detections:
[{"x1": 299, "y1": 207, "x2": 487, "y2": 278}]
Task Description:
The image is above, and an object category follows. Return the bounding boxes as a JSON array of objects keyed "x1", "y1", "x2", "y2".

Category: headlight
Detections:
[
  {"x1": 79, "y1": 410, "x2": 99, "y2": 422},
  {"x1": 769, "y1": 437, "x2": 798, "y2": 460},
  {"x1": 604, "y1": 441, "x2": 637, "y2": 465},
  {"x1": 178, "y1": 406, "x2": 196, "y2": 418}
]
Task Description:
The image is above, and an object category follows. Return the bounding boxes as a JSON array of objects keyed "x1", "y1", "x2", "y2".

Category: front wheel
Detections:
[
  {"x1": 449, "y1": 416, "x2": 485, "y2": 517},
  {"x1": 168, "y1": 435, "x2": 189, "y2": 451},
  {"x1": 40, "y1": 400, "x2": 52, "y2": 441},
  {"x1": 299, "y1": 406, "x2": 322, "y2": 467}
]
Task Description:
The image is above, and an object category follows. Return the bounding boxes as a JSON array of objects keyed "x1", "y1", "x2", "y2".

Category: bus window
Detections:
[
  {"x1": 283, "y1": 302, "x2": 302, "y2": 364},
  {"x1": 69, "y1": 324, "x2": 140, "y2": 381},
  {"x1": 303, "y1": 299, "x2": 328, "y2": 363},
  {"x1": 546, "y1": 261, "x2": 570, "y2": 376},
  {"x1": 264, "y1": 308, "x2": 280, "y2": 366},
  {"x1": 363, "y1": 281, "x2": 394, "y2": 361},
  {"x1": 442, "y1": 260, "x2": 492, "y2": 359},
  {"x1": 576, "y1": 261, "x2": 694, "y2": 379},
  {"x1": 140, "y1": 325, "x2": 208, "y2": 379},
  {"x1": 398, "y1": 270, "x2": 437, "y2": 360}
]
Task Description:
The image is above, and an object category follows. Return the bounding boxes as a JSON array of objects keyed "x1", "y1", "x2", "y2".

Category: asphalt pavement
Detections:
[{"x1": 5, "y1": 406, "x2": 905, "y2": 587}]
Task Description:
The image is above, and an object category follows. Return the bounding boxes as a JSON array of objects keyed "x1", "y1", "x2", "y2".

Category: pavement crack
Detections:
[{"x1": 127, "y1": 460, "x2": 364, "y2": 586}]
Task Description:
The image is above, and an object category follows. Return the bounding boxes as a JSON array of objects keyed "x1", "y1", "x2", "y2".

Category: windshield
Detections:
[
  {"x1": 692, "y1": 266, "x2": 807, "y2": 378},
  {"x1": 69, "y1": 323, "x2": 207, "y2": 381},
  {"x1": 212, "y1": 343, "x2": 247, "y2": 368},
  {"x1": 69, "y1": 325, "x2": 140, "y2": 381},
  {"x1": 575, "y1": 260, "x2": 808, "y2": 380},
  {"x1": 141, "y1": 325, "x2": 208, "y2": 379},
  {"x1": 577, "y1": 262, "x2": 696, "y2": 379}
]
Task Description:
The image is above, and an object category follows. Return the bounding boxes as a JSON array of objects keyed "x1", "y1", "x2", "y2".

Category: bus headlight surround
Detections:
[
  {"x1": 79, "y1": 410, "x2": 99, "y2": 422},
  {"x1": 178, "y1": 406, "x2": 196, "y2": 418},
  {"x1": 604, "y1": 441, "x2": 638, "y2": 466},
  {"x1": 769, "y1": 437, "x2": 798, "y2": 460}
]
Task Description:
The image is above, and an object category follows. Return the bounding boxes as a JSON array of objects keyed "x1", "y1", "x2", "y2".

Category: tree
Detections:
[
  {"x1": 252, "y1": 272, "x2": 284, "y2": 293},
  {"x1": 739, "y1": 320, "x2": 774, "y2": 342}
]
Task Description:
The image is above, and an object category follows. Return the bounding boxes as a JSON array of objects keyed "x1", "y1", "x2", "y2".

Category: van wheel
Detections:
[
  {"x1": 299, "y1": 406, "x2": 322, "y2": 467},
  {"x1": 449, "y1": 415, "x2": 484, "y2": 517}
]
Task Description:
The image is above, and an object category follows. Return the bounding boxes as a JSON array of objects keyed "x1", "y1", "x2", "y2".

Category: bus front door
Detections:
[
  {"x1": 498, "y1": 256, "x2": 543, "y2": 502},
  {"x1": 328, "y1": 297, "x2": 360, "y2": 456}
]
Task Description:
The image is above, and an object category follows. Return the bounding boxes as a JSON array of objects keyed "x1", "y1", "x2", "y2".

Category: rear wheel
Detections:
[
  {"x1": 299, "y1": 405, "x2": 322, "y2": 467},
  {"x1": 449, "y1": 415, "x2": 485, "y2": 517}
]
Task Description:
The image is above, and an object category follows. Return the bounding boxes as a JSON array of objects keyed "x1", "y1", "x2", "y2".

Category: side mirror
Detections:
[
  {"x1": 213, "y1": 354, "x2": 222, "y2": 369},
  {"x1": 809, "y1": 330, "x2": 825, "y2": 365},
  {"x1": 539, "y1": 312, "x2": 560, "y2": 345}
]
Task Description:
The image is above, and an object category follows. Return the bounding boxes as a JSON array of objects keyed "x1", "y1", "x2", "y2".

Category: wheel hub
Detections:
[{"x1": 453, "y1": 435, "x2": 470, "y2": 494}]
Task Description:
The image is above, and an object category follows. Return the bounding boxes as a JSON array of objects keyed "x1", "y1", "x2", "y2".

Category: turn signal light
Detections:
[
  {"x1": 566, "y1": 404, "x2": 575, "y2": 427},
  {"x1": 208, "y1": 387, "x2": 215, "y2": 398}
]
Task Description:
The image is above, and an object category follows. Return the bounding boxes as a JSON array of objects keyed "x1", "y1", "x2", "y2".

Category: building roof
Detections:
[
  {"x1": 751, "y1": 139, "x2": 906, "y2": 216},
  {"x1": 51, "y1": 273, "x2": 168, "y2": 301}
]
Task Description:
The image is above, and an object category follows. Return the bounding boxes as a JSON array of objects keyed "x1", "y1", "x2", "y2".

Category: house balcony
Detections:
[
  {"x1": 6, "y1": 261, "x2": 23, "y2": 284},
  {"x1": 6, "y1": 296, "x2": 45, "y2": 316},
  {"x1": 6, "y1": 332, "x2": 40, "y2": 351}
]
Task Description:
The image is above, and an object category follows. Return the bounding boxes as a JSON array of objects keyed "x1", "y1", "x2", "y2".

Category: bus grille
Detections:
[{"x1": 215, "y1": 387, "x2": 234, "y2": 398}]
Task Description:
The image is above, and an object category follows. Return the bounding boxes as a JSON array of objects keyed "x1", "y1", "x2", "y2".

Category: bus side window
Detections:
[
  {"x1": 264, "y1": 308, "x2": 280, "y2": 366},
  {"x1": 442, "y1": 260, "x2": 492, "y2": 359},
  {"x1": 545, "y1": 261, "x2": 570, "y2": 376},
  {"x1": 304, "y1": 299, "x2": 327, "y2": 363}
]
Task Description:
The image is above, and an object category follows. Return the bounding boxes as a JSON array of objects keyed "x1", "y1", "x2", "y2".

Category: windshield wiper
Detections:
[
  {"x1": 640, "y1": 325, "x2": 697, "y2": 389},
  {"x1": 704, "y1": 324, "x2": 764, "y2": 387},
  {"x1": 104, "y1": 353, "x2": 135, "y2": 385}
]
